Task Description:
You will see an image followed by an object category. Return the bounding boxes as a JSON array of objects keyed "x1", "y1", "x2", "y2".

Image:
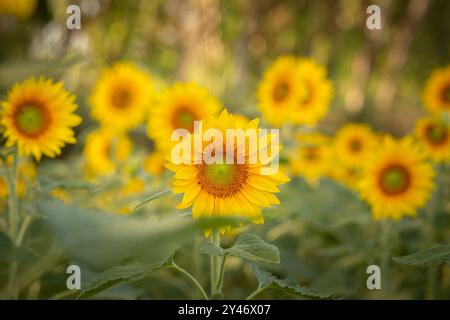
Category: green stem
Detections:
[
  {"x1": 172, "y1": 262, "x2": 209, "y2": 300},
  {"x1": 216, "y1": 254, "x2": 228, "y2": 292},
  {"x1": 7, "y1": 149, "x2": 19, "y2": 242},
  {"x1": 210, "y1": 229, "x2": 222, "y2": 298},
  {"x1": 380, "y1": 220, "x2": 392, "y2": 297},
  {"x1": 246, "y1": 286, "x2": 266, "y2": 300}
]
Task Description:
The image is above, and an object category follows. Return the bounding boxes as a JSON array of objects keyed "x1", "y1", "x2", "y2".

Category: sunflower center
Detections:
[
  {"x1": 112, "y1": 87, "x2": 132, "y2": 109},
  {"x1": 425, "y1": 123, "x2": 448, "y2": 145},
  {"x1": 273, "y1": 81, "x2": 289, "y2": 102},
  {"x1": 198, "y1": 162, "x2": 248, "y2": 198},
  {"x1": 442, "y1": 84, "x2": 450, "y2": 104},
  {"x1": 14, "y1": 104, "x2": 49, "y2": 136},
  {"x1": 379, "y1": 165, "x2": 411, "y2": 195},
  {"x1": 349, "y1": 138, "x2": 362, "y2": 152},
  {"x1": 173, "y1": 107, "x2": 197, "y2": 132},
  {"x1": 303, "y1": 147, "x2": 319, "y2": 161}
]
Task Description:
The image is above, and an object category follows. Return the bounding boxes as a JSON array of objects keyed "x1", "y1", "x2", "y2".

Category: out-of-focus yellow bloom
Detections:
[
  {"x1": 292, "y1": 58, "x2": 333, "y2": 126},
  {"x1": 0, "y1": 158, "x2": 36, "y2": 198},
  {"x1": 257, "y1": 56, "x2": 304, "y2": 126},
  {"x1": 0, "y1": 0, "x2": 37, "y2": 19},
  {"x1": 290, "y1": 133, "x2": 332, "y2": 186},
  {"x1": 143, "y1": 152, "x2": 166, "y2": 175},
  {"x1": 334, "y1": 124, "x2": 378, "y2": 167},
  {"x1": 423, "y1": 65, "x2": 450, "y2": 114},
  {"x1": 1, "y1": 77, "x2": 81, "y2": 161},
  {"x1": 50, "y1": 188, "x2": 71, "y2": 203},
  {"x1": 330, "y1": 164, "x2": 361, "y2": 190},
  {"x1": 90, "y1": 62, "x2": 154, "y2": 132},
  {"x1": 84, "y1": 129, "x2": 132, "y2": 177},
  {"x1": 166, "y1": 110, "x2": 290, "y2": 235},
  {"x1": 147, "y1": 83, "x2": 221, "y2": 153},
  {"x1": 415, "y1": 116, "x2": 449, "y2": 163},
  {"x1": 359, "y1": 136, "x2": 435, "y2": 220}
]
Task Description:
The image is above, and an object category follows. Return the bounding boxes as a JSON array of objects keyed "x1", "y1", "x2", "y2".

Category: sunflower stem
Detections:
[{"x1": 210, "y1": 229, "x2": 222, "y2": 299}]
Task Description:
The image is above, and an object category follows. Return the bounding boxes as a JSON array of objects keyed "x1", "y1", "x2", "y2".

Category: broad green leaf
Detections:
[
  {"x1": 78, "y1": 255, "x2": 174, "y2": 299},
  {"x1": 0, "y1": 232, "x2": 13, "y2": 262},
  {"x1": 199, "y1": 242, "x2": 224, "y2": 256},
  {"x1": 227, "y1": 233, "x2": 280, "y2": 264},
  {"x1": 131, "y1": 188, "x2": 172, "y2": 213},
  {"x1": 38, "y1": 199, "x2": 245, "y2": 269},
  {"x1": 393, "y1": 245, "x2": 450, "y2": 266},
  {"x1": 251, "y1": 264, "x2": 333, "y2": 299}
]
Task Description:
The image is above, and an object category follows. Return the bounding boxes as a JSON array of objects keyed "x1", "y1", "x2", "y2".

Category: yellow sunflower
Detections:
[
  {"x1": 147, "y1": 82, "x2": 221, "y2": 152},
  {"x1": 0, "y1": 0, "x2": 37, "y2": 19},
  {"x1": 359, "y1": 136, "x2": 435, "y2": 220},
  {"x1": 1, "y1": 77, "x2": 81, "y2": 160},
  {"x1": 291, "y1": 58, "x2": 333, "y2": 125},
  {"x1": 89, "y1": 62, "x2": 154, "y2": 131},
  {"x1": 334, "y1": 124, "x2": 378, "y2": 167},
  {"x1": 84, "y1": 129, "x2": 132, "y2": 177},
  {"x1": 143, "y1": 151, "x2": 166, "y2": 175},
  {"x1": 290, "y1": 133, "x2": 332, "y2": 186},
  {"x1": 166, "y1": 109, "x2": 290, "y2": 234},
  {"x1": 423, "y1": 65, "x2": 450, "y2": 114},
  {"x1": 415, "y1": 116, "x2": 450, "y2": 163},
  {"x1": 330, "y1": 164, "x2": 361, "y2": 190}
]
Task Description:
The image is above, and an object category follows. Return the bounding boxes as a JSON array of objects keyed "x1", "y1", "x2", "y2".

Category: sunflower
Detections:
[
  {"x1": 84, "y1": 129, "x2": 132, "y2": 177},
  {"x1": 257, "y1": 56, "x2": 304, "y2": 126},
  {"x1": 166, "y1": 110, "x2": 290, "y2": 234},
  {"x1": 415, "y1": 116, "x2": 450, "y2": 163},
  {"x1": 147, "y1": 82, "x2": 221, "y2": 152},
  {"x1": 423, "y1": 65, "x2": 450, "y2": 114},
  {"x1": 0, "y1": 0, "x2": 37, "y2": 19},
  {"x1": 334, "y1": 124, "x2": 378, "y2": 167},
  {"x1": 330, "y1": 164, "x2": 361, "y2": 190},
  {"x1": 1, "y1": 77, "x2": 81, "y2": 160},
  {"x1": 292, "y1": 58, "x2": 333, "y2": 125},
  {"x1": 89, "y1": 62, "x2": 154, "y2": 131},
  {"x1": 143, "y1": 151, "x2": 166, "y2": 175},
  {"x1": 359, "y1": 136, "x2": 435, "y2": 220},
  {"x1": 290, "y1": 133, "x2": 332, "y2": 186}
]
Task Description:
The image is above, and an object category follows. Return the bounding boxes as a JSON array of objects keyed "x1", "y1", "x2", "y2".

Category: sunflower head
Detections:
[
  {"x1": 166, "y1": 109, "x2": 290, "y2": 235},
  {"x1": 334, "y1": 124, "x2": 378, "y2": 167},
  {"x1": 147, "y1": 82, "x2": 221, "y2": 153},
  {"x1": 423, "y1": 65, "x2": 450, "y2": 114},
  {"x1": 1, "y1": 77, "x2": 81, "y2": 160},
  {"x1": 290, "y1": 133, "x2": 332, "y2": 186},
  {"x1": 90, "y1": 62, "x2": 154, "y2": 131},
  {"x1": 415, "y1": 116, "x2": 450, "y2": 163},
  {"x1": 257, "y1": 56, "x2": 305, "y2": 126},
  {"x1": 359, "y1": 136, "x2": 435, "y2": 220}
]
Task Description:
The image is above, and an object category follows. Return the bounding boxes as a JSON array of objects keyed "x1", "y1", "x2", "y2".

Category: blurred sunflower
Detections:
[
  {"x1": 423, "y1": 65, "x2": 450, "y2": 113},
  {"x1": 290, "y1": 133, "x2": 332, "y2": 186},
  {"x1": 334, "y1": 124, "x2": 377, "y2": 167},
  {"x1": 359, "y1": 136, "x2": 435, "y2": 220},
  {"x1": 90, "y1": 62, "x2": 154, "y2": 131},
  {"x1": 292, "y1": 58, "x2": 333, "y2": 125},
  {"x1": 331, "y1": 164, "x2": 361, "y2": 190},
  {"x1": 143, "y1": 151, "x2": 166, "y2": 175},
  {"x1": 84, "y1": 129, "x2": 132, "y2": 177},
  {"x1": 0, "y1": 158, "x2": 36, "y2": 198},
  {"x1": 257, "y1": 56, "x2": 304, "y2": 126},
  {"x1": 147, "y1": 83, "x2": 221, "y2": 152},
  {"x1": 166, "y1": 110, "x2": 290, "y2": 235},
  {"x1": 415, "y1": 116, "x2": 449, "y2": 163},
  {"x1": 1, "y1": 77, "x2": 81, "y2": 160},
  {"x1": 0, "y1": 0, "x2": 37, "y2": 19}
]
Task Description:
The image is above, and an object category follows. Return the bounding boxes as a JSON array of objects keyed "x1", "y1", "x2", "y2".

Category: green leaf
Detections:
[
  {"x1": 131, "y1": 188, "x2": 172, "y2": 213},
  {"x1": 38, "y1": 199, "x2": 245, "y2": 269},
  {"x1": 0, "y1": 232, "x2": 13, "y2": 262},
  {"x1": 199, "y1": 242, "x2": 224, "y2": 256},
  {"x1": 251, "y1": 264, "x2": 333, "y2": 299},
  {"x1": 227, "y1": 233, "x2": 280, "y2": 264},
  {"x1": 78, "y1": 255, "x2": 174, "y2": 299},
  {"x1": 393, "y1": 245, "x2": 450, "y2": 266}
]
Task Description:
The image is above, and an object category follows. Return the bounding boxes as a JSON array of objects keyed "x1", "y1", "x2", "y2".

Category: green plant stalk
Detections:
[
  {"x1": 210, "y1": 229, "x2": 222, "y2": 298},
  {"x1": 246, "y1": 286, "x2": 266, "y2": 300},
  {"x1": 172, "y1": 262, "x2": 209, "y2": 300}
]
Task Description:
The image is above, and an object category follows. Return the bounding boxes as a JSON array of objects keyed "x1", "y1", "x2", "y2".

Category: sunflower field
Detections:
[{"x1": 0, "y1": 0, "x2": 449, "y2": 302}]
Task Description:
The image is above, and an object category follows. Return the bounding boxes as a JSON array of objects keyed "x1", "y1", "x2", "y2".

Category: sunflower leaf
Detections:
[
  {"x1": 77, "y1": 254, "x2": 175, "y2": 299},
  {"x1": 199, "y1": 242, "x2": 225, "y2": 256},
  {"x1": 250, "y1": 264, "x2": 334, "y2": 299},
  {"x1": 229, "y1": 233, "x2": 280, "y2": 264},
  {"x1": 393, "y1": 245, "x2": 450, "y2": 266},
  {"x1": 131, "y1": 188, "x2": 172, "y2": 213}
]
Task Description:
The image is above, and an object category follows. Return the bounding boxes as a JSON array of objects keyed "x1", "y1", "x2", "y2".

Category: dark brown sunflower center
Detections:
[
  {"x1": 303, "y1": 147, "x2": 319, "y2": 161},
  {"x1": 273, "y1": 81, "x2": 289, "y2": 102},
  {"x1": 173, "y1": 107, "x2": 198, "y2": 132},
  {"x1": 349, "y1": 138, "x2": 362, "y2": 152},
  {"x1": 441, "y1": 84, "x2": 450, "y2": 104},
  {"x1": 112, "y1": 87, "x2": 132, "y2": 109},
  {"x1": 425, "y1": 123, "x2": 448, "y2": 145},
  {"x1": 379, "y1": 164, "x2": 411, "y2": 195},
  {"x1": 14, "y1": 103, "x2": 50, "y2": 137},
  {"x1": 299, "y1": 81, "x2": 314, "y2": 106},
  {"x1": 197, "y1": 162, "x2": 248, "y2": 198}
]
